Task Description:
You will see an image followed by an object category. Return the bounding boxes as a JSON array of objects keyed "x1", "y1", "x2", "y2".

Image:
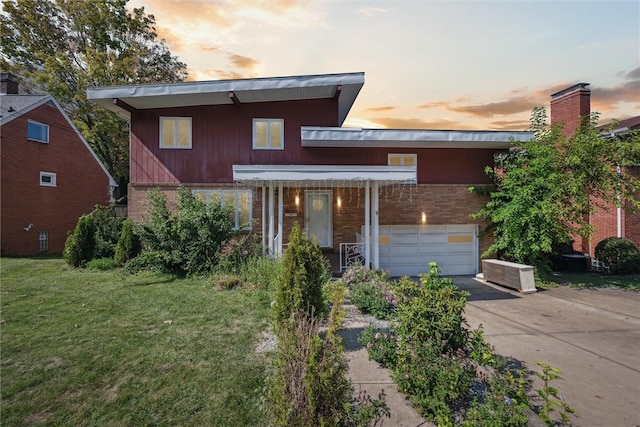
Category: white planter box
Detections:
[{"x1": 481, "y1": 259, "x2": 537, "y2": 294}]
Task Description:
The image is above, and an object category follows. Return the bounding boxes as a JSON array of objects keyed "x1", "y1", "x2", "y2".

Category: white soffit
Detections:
[
  {"x1": 233, "y1": 164, "x2": 416, "y2": 185},
  {"x1": 301, "y1": 127, "x2": 534, "y2": 149},
  {"x1": 87, "y1": 72, "x2": 364, "y2": 125}
]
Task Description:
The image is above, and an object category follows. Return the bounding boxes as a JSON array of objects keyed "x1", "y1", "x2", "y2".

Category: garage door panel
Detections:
[
  {"x1": 420, "y1": 243, "x2": 447, "y2": 255},
  {"x1": 393, "y1": 234, "x2": 418, "y2": 244},
  {"x1": 419, "y1": 233, "x2": 446, "y2": 244}
]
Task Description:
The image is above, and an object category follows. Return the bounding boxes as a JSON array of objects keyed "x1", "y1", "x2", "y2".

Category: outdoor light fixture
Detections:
[
  {"x1": 295, "y1": 194, "x2": 300, "y2": 207},
  {"x1": 421, "y1": 212, "x2": 427, "y2": 224},
  {"x1": 337, "y1": 196, "x2": 342, "y2": 209}
]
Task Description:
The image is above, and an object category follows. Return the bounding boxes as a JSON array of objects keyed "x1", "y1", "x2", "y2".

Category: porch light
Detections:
[
  {"x1": 337, "y1": 196, "x2": 342, "y2": 209},
  {"x1": 421, "y1": 212, "x2": 427, "y2": 224},
  {"x1": 295, "y1": 194, "x2": 300, "y2": 207}
]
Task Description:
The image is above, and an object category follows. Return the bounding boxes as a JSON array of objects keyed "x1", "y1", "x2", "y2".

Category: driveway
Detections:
[{"x1": 456, "y1": 277, "x2": 640, "y2": 427}]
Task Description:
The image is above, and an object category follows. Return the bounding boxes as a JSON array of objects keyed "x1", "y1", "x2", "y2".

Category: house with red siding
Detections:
[
  {"x1": 550, "y1": 83, "x2": 640, "y2": 256},
  {"x1": 88, "y1": 72, "x2": 534, "y2": 276},
  {"x1": 1, "y1": 73, "x2": 117, "y2": 255}
]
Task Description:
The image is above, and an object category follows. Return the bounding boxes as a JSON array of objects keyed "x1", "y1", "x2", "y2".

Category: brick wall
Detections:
[
  {"x1": 1, "y1": 103, "x2": 111, "y2": 255},
  {"x1": 550, "y1": 84, "x2": 590, "y2": 137},
  {"x1": 128, "y1": 183, "x2": 493, "y2": 261}
]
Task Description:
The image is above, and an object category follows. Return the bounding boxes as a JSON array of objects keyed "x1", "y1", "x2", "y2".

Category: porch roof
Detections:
[
  {"x1": 301, "y1": 126, "x2": 534, "y2": 149},
  {"x1": 232, "y1": 164, "x2": 416, "y2": 186}
]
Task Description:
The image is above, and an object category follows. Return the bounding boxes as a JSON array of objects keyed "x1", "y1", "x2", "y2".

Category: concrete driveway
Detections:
[{"x1": 457, "y1": 277, "x2": 640, "y2": 427}]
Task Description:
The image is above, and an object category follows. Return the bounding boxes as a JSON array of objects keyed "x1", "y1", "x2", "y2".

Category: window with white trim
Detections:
[
  {"x1": 253, "y1": 119, "x2": 283, "y2": 150},
  {"x1": 160, "y1": 117, "x2": 192, "y2": 148},
  {"x1": 388, "y1": 153, "x2": 417, "y2": 167},
  {"x1": 28, "y1": 120, "x2": 49, "y2": 143},
  {"x1": 39, "y1": 231, "x2": 48, "y2": 252},
  {"x1": 192, "y1": 189, "x2": 252, "y2": 230},
  {"x1": 40, "y1": 171, "x2": 56, "y2": 187}
]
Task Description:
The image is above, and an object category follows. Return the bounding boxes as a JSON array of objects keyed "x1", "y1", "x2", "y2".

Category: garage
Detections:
[{"x1": 377, "y1": 224, "x2": 478, "y2": 276}]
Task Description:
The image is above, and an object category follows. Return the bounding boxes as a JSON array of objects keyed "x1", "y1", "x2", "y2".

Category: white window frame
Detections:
[
  {"x1": 27, "y1": 119, "x2": 49, "y2": 143},
  {"x1": 40, "y1": 171, "x2": 57, "y2": 187},
  {"x1": 253, "y1": 118, "x2": 284, "y2": 150},
  {"x1": 388, "y1": 153, "x2": 417, "y2": 167},
  {"x1": 39, "y1": 231, "x2": 49, "y2": 252},
  {"x1": 192, "y1": 189, "x2": 253, "y2": 230},
  {"x1": 159, "y1": 117, "x2": 192, "y2": 149}
]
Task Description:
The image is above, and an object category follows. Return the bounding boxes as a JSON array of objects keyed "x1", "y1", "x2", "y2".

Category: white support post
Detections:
[
  {"x1": 261, "y1": 185, "x2": 266, "y2": 256},
  {"x1": 278, "y1": 182, "x2": 283, "y2": 257},
  {"x1": 268, "y1": 181, "x2": 275, "y2": 257},
  {"x1": 364, "y1": 180, "x2": 371, "y2": 268},
  {"x1": 373, "y1": 181, "x2": 379, "y2": 269}
]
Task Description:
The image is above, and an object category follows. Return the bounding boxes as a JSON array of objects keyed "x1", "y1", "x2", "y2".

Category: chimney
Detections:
[
  {"x1": 1, "y1": 73, "x2": 19, "y2": 95},
  {"x1": 550, "y1": 83, "x2": 590, "y2": 137}
]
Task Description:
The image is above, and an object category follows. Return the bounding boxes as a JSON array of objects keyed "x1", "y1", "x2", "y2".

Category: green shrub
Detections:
[
  {"x1": 238, "y1": 256, "x2": 283, "y2": 291},
  {"x1": 594, "y1": 237, "x2": 640, "y2": 274},
  {"x1": 272, "y1": 222, "x2": 329, "y2": 327},
  {"x1": 342, "y1": 265, "x2": 396, "y2": 320},
  {"x1": 134, "y1": 187, "x2": 236, "y2": 276},
  {"x1": 63, "y1": 214, "x2": 97, "y2": 267},
  {"x1": 266, "y1": 286, "x2": 352, "y2": 426},
  {"x1": 217, "y1": 232, "x2": 262, "y2": 273},
  {"x1": 357, "y1": 325, "x2": 398, "y2": 369},
  {"x1": 86, "y1": 257, "x2": 116, "y2": 271},
  {"x1": 114, "y1": 220, "x2": 141, "y2": 266},
  {"x1": 91, "y1": 205, "x2": 124, "y2": 259}
]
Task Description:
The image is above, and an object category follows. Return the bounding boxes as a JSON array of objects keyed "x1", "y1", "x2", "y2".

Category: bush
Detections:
[
  {"x1": 341, "y1": 265, "x2": 397, "y2": 320},
  {"x1": 357, "y1": 325, "x2": 398, "y2": 369},
  {"x1": 217, "y1": 232, "x2": 262, "y2": 273},
  {"x1": 91, "y1": 205, "x2": 124, "y2": 259},
  {"x1": 236, "y1": 256, "x2": 283, "y2": 291},
  {"x1": 594, "y1": 237, "x2": 640, "y2": 274},
  {"x1": 63, "y1": 214, "x2": 97, "y2": 267},
  {"x1": 114, "y1": 220, "x2": 141, "y2": 266},
  {"x1": 86, "y1": 257, "x2": 116, "y2": 270},
  {"x1": 272, "y1": 223, "x2": 330, "y2": 327},
  {"x1": 212, "y1": 274, "x2": 241, "y2": 290},
  {"x1": 134, "y1": 187, "x2": 236, "y2": 276}
]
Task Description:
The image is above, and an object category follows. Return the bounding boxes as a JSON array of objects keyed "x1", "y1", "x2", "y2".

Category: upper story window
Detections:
[
  {"x1": 28, "y1": 120, "x2": 49, "y2": 143},
  {"x1": 192, "y1": 189, "x2": 252, "y2": 230},
  {"x1": 160, "y1": 117, "x2": 192, "y2": 149},
  {"x1": 253, "y1": 119, "x2": 283, "y2": 150},
  {"x1": 388, "y1": 153, "x2": 417, "y2": 167},
  {"x1": 40, "y1": 171, "x2": 56, "y2": 187}
]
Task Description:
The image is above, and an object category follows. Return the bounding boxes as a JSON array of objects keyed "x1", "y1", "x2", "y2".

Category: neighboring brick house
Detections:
[
  {"x1": 1, "y1": 73, "x2": 117, "y2": 255},
  {"x1": 550, "y1": 83, "x2": 640, "y2": 255},
  {"x1": 88, "y1": 72, "x2": 534, "y2": 276}
]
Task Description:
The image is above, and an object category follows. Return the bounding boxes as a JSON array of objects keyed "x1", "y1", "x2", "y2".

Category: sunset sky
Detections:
[{"x1": 128, "y1": 0, "x2": 639, "y2": 131}]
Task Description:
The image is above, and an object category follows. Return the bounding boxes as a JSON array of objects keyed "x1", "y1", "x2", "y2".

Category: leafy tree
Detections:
[
  {"x1": 472, "y1": 107, "x2": 640, "y2": 269},
  {"x1": 1, "y1": 0, "x2": 187, "y2": 195}
]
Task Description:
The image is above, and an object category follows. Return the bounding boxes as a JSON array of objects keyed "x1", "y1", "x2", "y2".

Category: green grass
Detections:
[
  {"x1": 547, "y1": 271, "x2": 640, "y2": 291},
  {"x1": 1, "y1": 258, "x2": 272, "y2": 426}
]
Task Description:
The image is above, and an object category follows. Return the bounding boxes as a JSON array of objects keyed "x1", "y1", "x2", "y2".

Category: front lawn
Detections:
[
  {"x1": 1, "y1": 258, "x2": 271, "y2": 426},
  {"x1": 547, "y1": 271, "x2": 640, "y2": 291}
]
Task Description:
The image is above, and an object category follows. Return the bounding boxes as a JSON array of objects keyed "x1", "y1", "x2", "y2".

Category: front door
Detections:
[{"x1": 305, "y1": 190, "x2": 332, "y2": 248}]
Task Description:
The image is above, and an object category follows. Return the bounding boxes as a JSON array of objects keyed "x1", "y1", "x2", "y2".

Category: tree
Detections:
[
  {"x1": 0, "y1": 0, "x2": 187, "y2": 197},
  {"x1": 472, "y1": 107, "x2": 640, "y2": 269}
]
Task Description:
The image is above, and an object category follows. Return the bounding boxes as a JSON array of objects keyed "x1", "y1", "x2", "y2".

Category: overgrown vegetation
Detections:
[
  {"x1": 129, "y1": 187, "x2": 235, "y2": 276},
  {"x1": 594, "y1": 237, "x2": 640, "y2": 275},
  {"x1": 353, "y1": 263, "x2": 576, "y2": 426},
  {"x1": 114, "y1": 219, "x2": 141, "y2": 266},
  {"x1": 343, "y1": 265, "x2": 397, "y2": 320},
  {"x1": 471, "y1": 107, "x2": 640, "y2": 272}
]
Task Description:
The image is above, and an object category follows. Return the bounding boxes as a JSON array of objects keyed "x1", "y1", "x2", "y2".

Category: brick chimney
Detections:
[
  {"x1": 1, "y1": 73, "x2": 19, "y2": 95},
  {"x1": 550, "y1": 83, "x2": 590, "y2": 137}
]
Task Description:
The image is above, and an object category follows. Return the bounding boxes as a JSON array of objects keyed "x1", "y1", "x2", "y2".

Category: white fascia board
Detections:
[
  {"x1": 87, "y1": 72, "x2": 365, "y2": 124},
  {"x1": 301, "y1": 127, "x2": 534, "y2": 149},
  {"x1": 233, "y1": 164, "x2": 416, "y2": 184}
]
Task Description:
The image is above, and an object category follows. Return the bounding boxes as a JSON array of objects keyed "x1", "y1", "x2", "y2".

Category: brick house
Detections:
[
  {"x1": 550, "y1": 83, "x2": 640, "y2": 255},
  {"x1": 1, "y1": 73, "x2": 117, "y2": 255},
  {"x1": 88, "y1": 72, "x2": 534, "y2": 276}
]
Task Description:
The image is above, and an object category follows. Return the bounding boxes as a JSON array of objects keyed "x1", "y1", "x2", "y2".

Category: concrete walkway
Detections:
[
  {"x1": 340, "y1": 304, "x2": 430, "y2": 426},
  {"x1": 457, "y1": 277, "x2": 640, "y2": 427}
]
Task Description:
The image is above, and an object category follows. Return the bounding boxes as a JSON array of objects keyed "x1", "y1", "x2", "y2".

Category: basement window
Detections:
[
  {"x1": 28, "y1": 120, "x2": 49, "y2": 143},
  {"x1": 39, "y1": 231, "x2": 48, "y2": 252}
]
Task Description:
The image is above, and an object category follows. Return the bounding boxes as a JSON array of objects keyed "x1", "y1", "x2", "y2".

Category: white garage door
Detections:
[{"x1": 375, "y1": 224, "x2": 478, "y2": 276}]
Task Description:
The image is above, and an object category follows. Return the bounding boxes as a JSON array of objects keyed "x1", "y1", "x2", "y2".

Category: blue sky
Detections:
[{"x1": 129, "y1": 0, "x2": 639, "y2": 130}]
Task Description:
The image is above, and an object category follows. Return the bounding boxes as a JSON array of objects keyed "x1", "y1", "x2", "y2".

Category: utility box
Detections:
[{"x1": 481, "y1": 259, "x2": 537, "y2": 294}]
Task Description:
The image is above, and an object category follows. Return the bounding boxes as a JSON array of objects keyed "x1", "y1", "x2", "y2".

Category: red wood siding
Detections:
[
  {"x1": 130, "y1": 97, "x2": 498, "y2": 186},
  {"x1": 1, "y1": 103, "x2": 112, "y2": 255}
]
